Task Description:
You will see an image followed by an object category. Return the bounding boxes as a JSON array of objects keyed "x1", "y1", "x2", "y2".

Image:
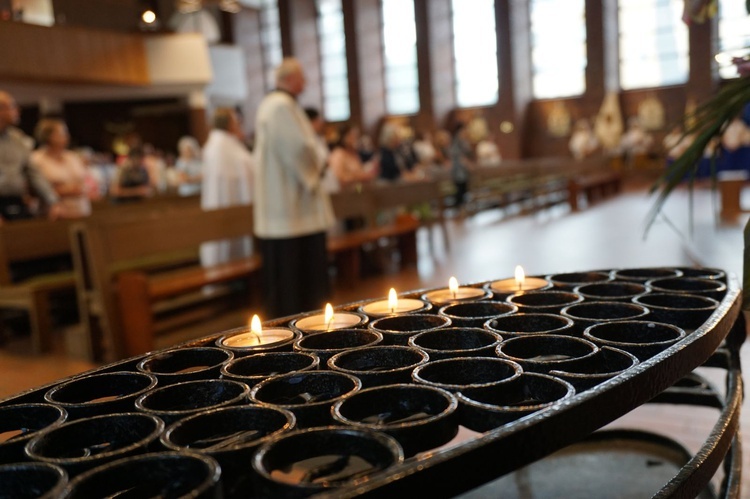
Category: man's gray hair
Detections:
[{"x1": 275, "y1": 58, "x2": 303, "y2": 86}]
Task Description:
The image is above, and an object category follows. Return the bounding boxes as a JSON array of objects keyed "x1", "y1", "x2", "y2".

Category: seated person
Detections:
[
  {"x1": 329, "y1": 125, "x2": 378, "y2": 188},
  {"x1": 31, "y1": 118, "x2": 91, "y2": 218},
  {"x1": 476, "y1": 133, "x2": 502, "y2": 167},
  {"x1": 110, "y1": 147, "x2": 153, "y2": 202}
]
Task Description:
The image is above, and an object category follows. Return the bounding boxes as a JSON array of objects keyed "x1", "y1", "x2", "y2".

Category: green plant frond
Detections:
[{"x1": 646, "y1": 77, "x2": 750, "y2": 235}]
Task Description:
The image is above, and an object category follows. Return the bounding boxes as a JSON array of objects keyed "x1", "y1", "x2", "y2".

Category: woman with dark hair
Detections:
[
  {"x1": 30, "y1": 118, "x2": 91, "y2": 218},
  {"x1": 329, "y1": 124, "x2": 378, "y2": 187}
]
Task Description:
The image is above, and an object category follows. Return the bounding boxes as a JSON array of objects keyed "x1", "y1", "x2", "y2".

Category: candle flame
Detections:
[
  {"x1": 250, "y1": 314, "x2": 262, "y2": 335},
  {"x1": 324, "y1": 303, "x2": 334, "y2": 330},
  {"x1": 388, "y1": 288, "x2": 398, "y2": 313},
  {"x1": 515, "y1": 265, "x2": 525, "y2": 290},
  {"x1": 448, "y1": 277, "x2": 459, "y2": 299}
]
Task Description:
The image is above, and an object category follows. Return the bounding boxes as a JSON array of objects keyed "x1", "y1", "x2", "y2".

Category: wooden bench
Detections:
[
  {"x1": 72, "y1": 204, "x2": 259, "y2": 361},
  {"x1": 568, "y1": 170, "x2": 623, "y2": 212},
  {"x1": 0, "y1": 219, "x2": 76, "y2": 353},
  {"x1": 718, "y1": 171, "x2": 750, "y2": 222}
]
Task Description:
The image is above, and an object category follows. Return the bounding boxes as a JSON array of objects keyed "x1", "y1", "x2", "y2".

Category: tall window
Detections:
[
  {"x1": 452, "y1": 0, "x2": 499, "y2": 107},
  {"x1": 618, "y1": 0, "x2": 689, "y2": 90},
  {"x1": 530, "y1": 0, "x2": 586, "y2": 99},
  {"x1": 316, "y1": 0, "x2": 350, "y2": 121},
  {"x1": 381, "y1": 0, "x2": 419, "y2": 115},
  {"x1": 717, "y1": 0, "x2": 750, "y2": 79},
  {"x1": 259, "y1": 0, "x2": 283, "y2": 91}
]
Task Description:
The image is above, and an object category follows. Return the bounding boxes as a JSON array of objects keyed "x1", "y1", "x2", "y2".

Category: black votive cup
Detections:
[
  {"x1": 136, "y1": 347, "x2": 233, "y2": 386},
  {"x1": 216, "y1": 327, "x2": 301, "y2": 357},
  {"x1": 294, "y1": 329, "x2": 383, "y2": 364},
  {"x1": 437, "y1": 301, "x2": 517, "y2": 327},
  {"x1": 548, "y1": 346, "x2": 639, "y2": 392},
  {"x1": 560, "y1": 301, "x2": 650, "y2": 334},
  {"x1": 583, "y1": 321, "x2": 686, "y2": 361},
  {"x1": 252, "y1": 427, "x2": 403, "y2": 499},
  {"x1": 44, "y1": 372, "x2": 158, "y2": 419},
  {"x1": 675, "y1": 267, "x2": 725, "y2": 281},
  {"x1": 328, "y1": 346, "x2": 429, "y2": 388},
  {"x1": 547, "y1": 271, "x2": 611, "y2": 289},
  {"x1": 408, "y1": 327, "x2": 502, "y2": 360},
  {"x1": 0, "y1": 462, "x2": 67, "y2": 499},
  {"x1": 634, "y1": 292, "x2": 719, "y2": 330},
  {"x1": 250, "y1": 371, "x2": 361, "y2": 428},
  {"x1": 162, "y1": 405, "x2": 296, "y2": 498},
  {"x1": 574, "y1": 281, "x2": 647, "y2": 302},
  {"x1": 457, "y1": 373, "x2": 575, "y2": 433},
  {"x1": 612, "y1": 267, "x2": 682, "y2": 282},
  {"x1": 332, "y1": 384, "x2": 459, "y2": 456},
  {"x1": 484, "y1": 313, "x2": 574, "y2": 338},
  {"x1": 0, "y1": 404, "x2": 67, "y2": 465},
  {"x1": 221, "y1": 352, "x2": 320, "y2": 388},
  {"x1": 646, "y1": 277, "x2": 727, "y2": 301},
  {"x1": 496, "y1": 334, "x2": 599, "y2": 373},
  {"x1": 62, "y1": 451, "x2": 222, "y2": 499},
  {"x1": 135, "y1": 379, "x2": 250, "y2": 425},
  {"x1": 506, "y1": 290, "x2": 583, "y2": 315},
  {"x1": 25, "y1": 412, "x2": 164, "y2": 477},
  {"x1": 368, "y1": 314, "x2": 450, "y2": 345},
  {"x1": 412, "y1": 357, "x2": 522, "y2": 392}
]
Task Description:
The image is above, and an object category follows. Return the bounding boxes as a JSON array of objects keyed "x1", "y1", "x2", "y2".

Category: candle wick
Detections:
[
  {"x1": 326, "y1": 318, "x2": 334, "y2": 331},
  {"x1": 452, "y1": 290, "x2": 457, "y2": 300},
  {"x1": 251, "y1": 332, "x2": 261, "y2": 343}
]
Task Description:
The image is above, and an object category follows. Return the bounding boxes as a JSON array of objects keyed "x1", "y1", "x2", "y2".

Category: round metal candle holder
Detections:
[
  {"x1": 44, "y1": 371, "x2": 157, "y2": 419},
  {"x1": 612, "y1": 267, "x2": 682, "y2": 283},
  {"x1": 250, "y1": 371, "x2": 361, "y2": 428},
  {"x1": 421, "y1": 286, "x2": 491, "y2": 306},
  {"x1": 437, "y1": 301, "x2": 517, "y2": 327},
  {"x1": 252, "y1": 427, "x2": 404, "y2": 498},
  {"x1": 368, "y1": 314, "x2": 450, "y2": 346},
  {"x1": 457, "y1": 373, "x2": 575, "y2": 433},
  {"x1": 674, "y1": 267, "x2": 725, "y2": 281},
  {"x1": 293, "y1": 329, "x2": 383, "y2": 364},
  {"x1": 327, "y1": 346, "x2": 429, "y2": 388},
  {"x1": 484, "y1": 313, "x2": 575, "y2": 338},
  {"x1": 162, "y1": 405, "x2": 296, "y2": 498},
  {"x1": 646, "y1": 277, "x2": 727, "y2": 301},
  {"x1": 135, "y1": 379, "x2": 250, "y2": 425},
  {"x1": 574, "y1": 281, "x2": 647, "y2": 302},
  {"x1": 485, "y1": 277, "x2": 552, "y2": 299},
  {"x1": 496, "y1": 335, "x2": 600, "y2": 373},
  {"x1": 357, "y1": 297, "x2": 432, "y2": 318},
  {"x1": 0, "y1": 404, "x2": 67, "y2": 465},
  {"x1": 506, "y1": 290, "x2": 583, "y2": 315},
  {"x1": 332, "y1": 384, "x2": 459, "y2": 457},
  {"x1": 136, "y1": 347, "x2": 233, "y2": 386},
  {"x1": 62, "y1": 451, "x2": 222, "y2": 499},
  {"x1": 289, "y1": 310, "x2": 368, "y2": 335},
  {"x1": 221, "y1": 352, "x2": 320, "y2": 388},
  {"x1": 412, "y1": 357, "x2": 523, "y2": 392},
  {"x1": 408, "y1": 327, "x2": 503, "y2": 360},
  {"x1": 547, "y1": 271, "x2": 611, "y2": 289},
  {"x1": 583, "y1": 321, "x2": 686, "y2": 361},
  {"x1": 216, "y1": 326, "x2": 301, "y2": 357},
  {"x1": 548, "y1": 346, "x2": 639, "y2": 392},
  {"x1": 25, "y1": 412, "x2": 164, "y2": 477},
  {"x1": 633, "y1": 292, "x2": 719, "y2": 331},
  {"x1": 560, "y1": 301, "x2": 650, "y2": 334},
  {"x1": 0, "y1": 462, "x2": 67, "y2": 499}
]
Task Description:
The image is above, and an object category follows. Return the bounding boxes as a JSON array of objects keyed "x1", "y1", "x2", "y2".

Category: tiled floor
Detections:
[{"x1": 1, "y1": 182, "x2": 747, "y2": 496}]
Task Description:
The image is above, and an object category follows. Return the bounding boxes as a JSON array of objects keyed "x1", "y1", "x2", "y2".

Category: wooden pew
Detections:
[
  {"x1": 718, "y1": 171, "x2": 750, "y2": 223},
  {"x1": 0, "y1": 218, "x2": 76, "y2": 353},
  {"x1": 72, "y1": 204, "x2": 259, "y2": 361}
]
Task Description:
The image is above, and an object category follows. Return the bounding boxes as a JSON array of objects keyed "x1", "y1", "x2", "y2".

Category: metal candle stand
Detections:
[{"x1": 0, "y1": 267, "x2": 743, "y2": 498}]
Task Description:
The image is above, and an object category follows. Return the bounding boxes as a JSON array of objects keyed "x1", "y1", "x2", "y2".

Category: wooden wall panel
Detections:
[{"x1": 352, "y1": 0, "x2": 386, "y2": 135}]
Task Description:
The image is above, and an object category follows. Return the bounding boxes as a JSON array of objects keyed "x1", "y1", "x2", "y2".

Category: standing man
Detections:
[
  {"x1": 254, "y1": 58, "x2": 334, "y2": 318},
  {"x1": 0, "y1": 91, "x2": 61, "y2": 221}
]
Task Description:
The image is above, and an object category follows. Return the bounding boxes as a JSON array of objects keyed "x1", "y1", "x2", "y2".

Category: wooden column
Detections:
[
  {"x1": 342, "y1": 0, "x2": 363, "y2": 129},
  {"x1": 426, "y1": 0, "x2": 456, "y2": 129},
  {"x1": 686, "y1": 18, "x2": 716, "y2": 104},
  {"x1": 414, "y1": 0, "x2": 434, "y2": 132},
  {"x1": 233, "y1": 7, "x2": 266, "y2": 135},
  {"x1": 350, "y1": 0, "x2": 386, "y2": 136}
]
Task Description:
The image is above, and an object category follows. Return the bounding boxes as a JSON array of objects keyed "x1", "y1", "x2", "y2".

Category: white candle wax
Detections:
[
  {"x1": 294, "y1": 312, "x2": 363, "y2": 332},
  {"x1": 361, "y1": 298, "x2": 427, "y2": 316},
  {"x1": 221, "y1": 328, "x2": 294, "y2": 348},
  {"x1": 490, "y1": 277, "x2": 549, "y2": 294},
  {"x1": 422, "y1": 287, "x2": 486, "y2": 305}
]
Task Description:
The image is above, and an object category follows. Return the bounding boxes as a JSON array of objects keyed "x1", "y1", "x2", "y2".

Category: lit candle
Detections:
[
  {"x1": 422, "y1": 276, "x2": 488, "y2": 305},
  {"x1": 360, "y1": 288, "x2": 428, "y2": 316},
  {"x1": 489, "y1": 265, "x2": 550, "y2": 294},
  {"x1": 220, "y1": 315, "x2": 296, "y2": 349},
  {"x1": 292, "y1": 303, "x2": 365, "y2": 333}
]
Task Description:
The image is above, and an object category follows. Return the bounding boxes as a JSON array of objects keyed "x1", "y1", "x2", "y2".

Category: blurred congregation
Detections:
[{"x1": 0, "y1": 0, "x2": 748, "y2": 367}]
